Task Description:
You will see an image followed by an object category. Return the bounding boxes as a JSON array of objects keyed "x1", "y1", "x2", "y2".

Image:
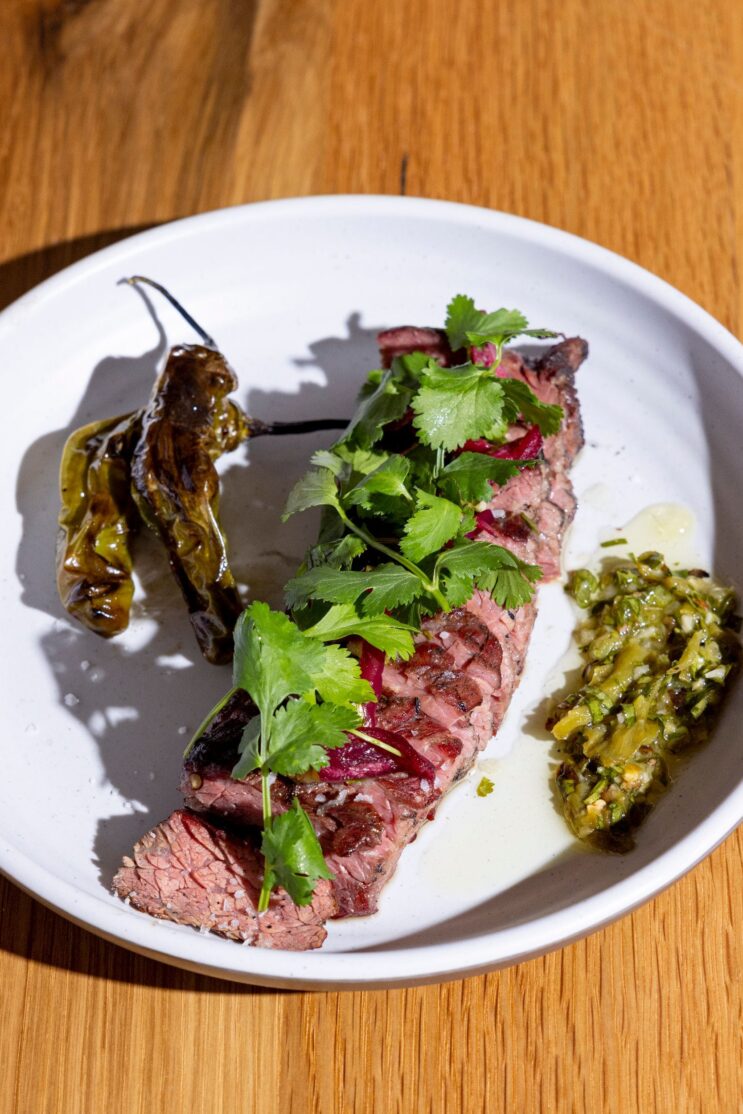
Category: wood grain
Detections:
[{"x1": 1, "y1": 2, "x2": 741, "y2": 1112}]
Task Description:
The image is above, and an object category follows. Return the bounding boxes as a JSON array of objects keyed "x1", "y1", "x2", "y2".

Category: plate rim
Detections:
[{"x1": 2, "y1": 194, "x2": 742, "y2": 988}]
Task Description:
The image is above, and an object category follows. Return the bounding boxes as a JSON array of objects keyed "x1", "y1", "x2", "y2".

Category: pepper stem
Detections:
[
  {"x1": 247, "y1": 417, "x2": 350, "y2": 438},
  {"x1": 124, "y1": 276, "x2": 217, "y2": 348},
  {"x1": 124, "y1": 277, "x2": 350, "y2": 438}
]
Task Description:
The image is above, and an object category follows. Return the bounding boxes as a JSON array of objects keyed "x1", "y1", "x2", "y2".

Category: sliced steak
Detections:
[
  {"x1": 113, "y1": 809, "x2": 336, "y2": 949},
  {"x1": 178, "y1": 335, "x2": 588, "y2": 921},
  {"x1": 377, "y1": 326, "x2": 457, "y2": 368},
  {"x1": 181, "y1": 690, "x2": 269, "y2": 827}
]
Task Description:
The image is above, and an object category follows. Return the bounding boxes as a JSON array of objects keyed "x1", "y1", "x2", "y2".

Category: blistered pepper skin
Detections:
[
  {"x1": 130, "y1": 344, "x2": 248, "y2": 664},
  {"x1": 57, "y1": 412, "x2": 141, "y2": 636},
  {"x1": 56, "y1": 296, "x2": 347, "y2": 662}
]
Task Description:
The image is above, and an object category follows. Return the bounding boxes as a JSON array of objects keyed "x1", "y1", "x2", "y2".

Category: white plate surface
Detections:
[{"x1": 1, "y1": 196, "x2": 742, "y2": 989}]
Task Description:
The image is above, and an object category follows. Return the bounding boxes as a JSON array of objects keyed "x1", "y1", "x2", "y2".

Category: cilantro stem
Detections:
[
  {"x1": 257, "y1": 766, "x2": 273, "y2": 913},
  {"x1": 336, "y1": 506, "x2": 450, "y2": 612},
  {"x1": 256, "y1": 708, "x2": 275, "y2": 914},
  {"x1": 434, "y1": 445, "x2": 445, "y2": 478},
  {"x1": 349, "y1": 728, "x2": 402, "y2": 756},
  {"x1": 183, "y1": 685, "x2": 239, "y2": 758}
]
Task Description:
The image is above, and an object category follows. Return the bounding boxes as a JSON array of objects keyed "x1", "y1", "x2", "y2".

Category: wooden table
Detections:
[{"x1": 1, "y1": 2, "x2": 741, "y2": 1111}]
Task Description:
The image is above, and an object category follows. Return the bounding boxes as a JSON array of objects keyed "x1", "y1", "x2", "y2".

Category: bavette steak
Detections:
[
  {"x1": 113, "y1": 809, "x2": 337, "y2": 949},
  {"x1": 115, "y1": 331, "x2": 587, "y2": 946}
]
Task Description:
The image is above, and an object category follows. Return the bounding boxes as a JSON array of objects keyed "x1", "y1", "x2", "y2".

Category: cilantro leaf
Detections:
[
  {"x1": 444, "y1": 294, "x2": 557, "y2": 360},
  {"x1": 343, "y1": 369, "x2": 413, "y2": 449},
  {"x1": 285, "y1": 567, "x2": 368, "y2": 610},
  {"x1": 232, "y1": 603, "x2": 328, "y2": 720},
  {"x1": 232, "y1": 601, "x2": 372, "y2": 711},
  {"x1": 435, "y1": 541, "x2": 542, "y2": 610},
  {"x1": 304, "y1": 533, "x2": 366, "y2": 571},
  {"x1": 392, "y1": 351, "x2": 434, "y2": 378},
  {"x1": 440, "y1": 572, "x2": 474, "y2": 608},
  {"x1": 521, "y1": 328, "x2": 562, "y2": 340},
  {"x1": 437, "y1": 453, "x2": 523, "y2": 504},
  {"x1": 344, "y1": 456, "x2": 412, "y2": 510},
  {"x1": 465, "y1": 308, "x2": 529, "y2": 346},
  {"x1": 329, "y1": 534, "x2": 367, "y2": 566},
  {"x1": 400, "y1": 490, "x2": 463, "y2": 562},
  {"x1": 481, "y1": 566, "x2": 540, "y2": 609},
  {"x1": 358, "y1": 367, "x2": 384, "y2": 395},
  {"x1": 310, "y1": 641, "x2": 375, "y2": 704},
  {"x1": 358, "y1": 565, "x2": 425, "y2": 615},
  {"x1": 411, "y1": 363, "x2": 508, "y2": 451},
  {"x1": 231, "y1": 716, "x2": 262, "y2": 780},
  {"x1": 333, "y1": 444, "x2": 391, "y2": 476},
  {"x1": 302, "y1": 603, "x2": 416, "y2": 660},
  {"x1": 261, "y1": 802, "x2": 333, "y2": 906},
  {"x1": 435, "y1": 540, "x2": 539, "y2": 579},
  {"x1": 286, "y1": 563, "x2": 423, "y2": 616},
  {"x1": 283, "y1": 468, "x2": 340, "y2": 520},
  {"x1": 310, "y1": 449, "x2": 345, "y2": 476},
  {"x1": 445, "y1": 294, "x2": 483, "y2": 350},
  {"x1": 305, "y1": 536, "x2": 369, "y2": 574},
  {"x1": 248, "y1": 701, "x2": 360, "y2": 778},
  {"x1": 500, "y1": 379, "x2": 563, "y2": 437}
]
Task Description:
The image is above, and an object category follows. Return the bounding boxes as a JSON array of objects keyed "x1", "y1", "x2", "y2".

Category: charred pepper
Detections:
[
  {"x1": 56, "y1": 276, "x2": 348, "y2": 662},
  {"x1": 57, "y1": 411, "x2": 141, "y2": 636},
  {"x1": 130, "y1": 343, "x2": 246, "y2": 664}
]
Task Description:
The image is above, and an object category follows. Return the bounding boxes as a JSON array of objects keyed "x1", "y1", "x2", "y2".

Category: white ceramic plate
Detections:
[{"x1": 1, "y1": 197, "x2": 742, "y2": 989}]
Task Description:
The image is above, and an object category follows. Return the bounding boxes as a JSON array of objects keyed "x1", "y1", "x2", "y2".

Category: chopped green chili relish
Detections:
[{"x1": 548, "y1": 551, "x2": 740, "y2": 850}]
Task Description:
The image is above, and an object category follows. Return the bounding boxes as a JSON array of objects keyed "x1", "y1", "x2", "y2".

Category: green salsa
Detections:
[{"x1": 549, "y1": 551, "x2": 740, "y2": 850}]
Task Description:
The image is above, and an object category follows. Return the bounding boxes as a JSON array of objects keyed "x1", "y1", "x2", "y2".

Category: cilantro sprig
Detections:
[
  {"x1": 283, "y1": 465, "x2": 452, "y2": 612},
  {"x1": 187, "y1": 293, "x2": 563, "y2": 914},
  {"x1": 409, "y1": 359, "x2": 563, "y2": 452},
  {"x1": 188, "y1": 600, "x2": 412, "y2": 912},
  {"x1": 285, "y1": 564, "x2": 424, "y2": 615},
  {"x1": 283, "y1": 290, "x2": 557, "y2": 626},
  {"x1": 410, "y1": 361, "x2": 511, "y2": 451},
  {"x1": 437, "y1": 453, "x2": 525, "y2": 504},
  {"x1": 445, "y1": 294, "x2": 557, "y2": 358},
  {"x1": 284, "y1": 457, "x2": 541, "y2": 621},
  {"x1": 397, "y1": 294, "x2": 561, "y2": 452}
]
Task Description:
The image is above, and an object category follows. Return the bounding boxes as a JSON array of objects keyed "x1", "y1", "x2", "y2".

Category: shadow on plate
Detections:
[
  {"x1": 9, "y1": 287, "x2": 385, "y2": 978},
  {"x1": 8, "y1": 271, "x2": 743, "y2": 982}
]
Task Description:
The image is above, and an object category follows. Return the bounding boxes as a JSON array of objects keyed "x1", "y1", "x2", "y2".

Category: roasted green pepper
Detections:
[
  {"x1": 130, "y1": 344, "x2": 246, "y2": 664},
  {"x1": 57, "y1": 411, "x2": 141, "y2": 636},
  {"x1": 56, "y1": 276, "x2": 349, "y2": 662}
]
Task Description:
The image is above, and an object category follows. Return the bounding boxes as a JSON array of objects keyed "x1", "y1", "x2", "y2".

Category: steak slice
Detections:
[
  {"x1": 377, "y1": 325, "x2": 458, "y2": 368},
  {"x1": 113, "y1": 809, "x2": 336, "y2": 950},
  {"x1": 180, "y1": 335, "x2": 588, "y2": 921}
]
